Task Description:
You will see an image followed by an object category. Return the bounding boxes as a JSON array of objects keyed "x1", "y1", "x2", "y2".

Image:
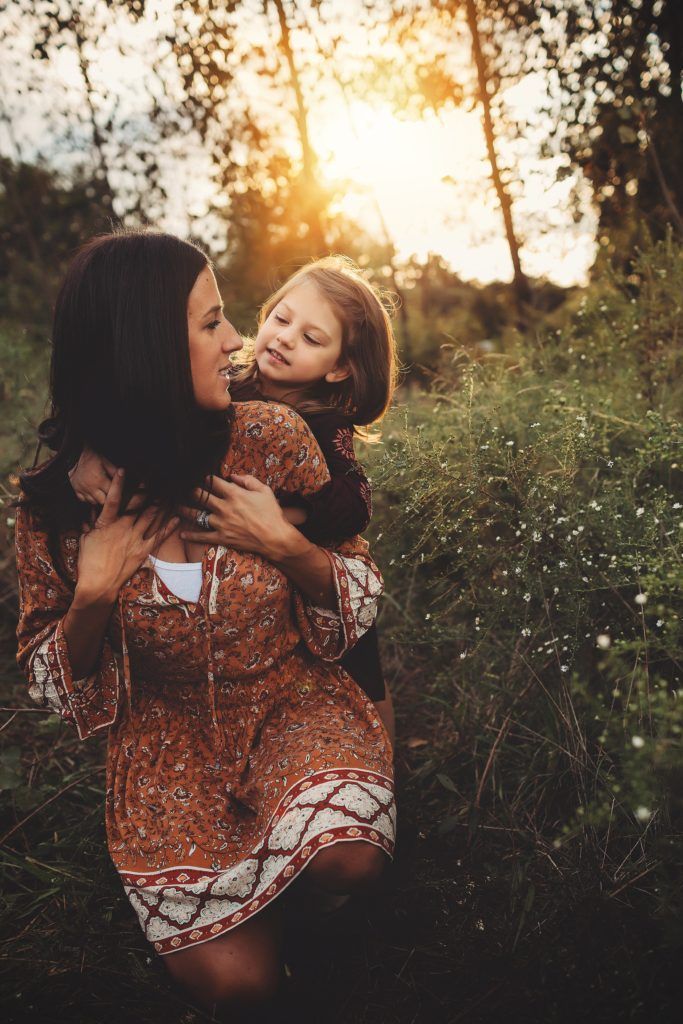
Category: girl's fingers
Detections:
[
  {"x1": 102, "y1": 457, "x2": 118, "y2": 479},
  {"x1": 94, "y1": 488, "x2": 108, "y2": 505},
  {"x1": 97, "y1": 469, "x2": 125, "y2": 525}
]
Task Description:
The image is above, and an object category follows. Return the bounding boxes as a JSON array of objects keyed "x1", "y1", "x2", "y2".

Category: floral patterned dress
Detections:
[{"x1": 15, "y1": 402, "x2": 395, "y2": 955}]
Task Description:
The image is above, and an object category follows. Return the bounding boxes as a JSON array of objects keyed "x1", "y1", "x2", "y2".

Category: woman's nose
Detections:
[{"x1": 224, "y1": 324, "x2": 243, "y2": 353}]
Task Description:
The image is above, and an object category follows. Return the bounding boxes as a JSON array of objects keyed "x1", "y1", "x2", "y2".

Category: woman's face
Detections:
[{"x1": 187, "y1": 266, "x2": 243, "y2": 410}]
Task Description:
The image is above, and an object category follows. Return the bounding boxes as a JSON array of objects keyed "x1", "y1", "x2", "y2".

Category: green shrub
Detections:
[{"x1": 365, "y1": 232, "x2": 683, "y2": 941}]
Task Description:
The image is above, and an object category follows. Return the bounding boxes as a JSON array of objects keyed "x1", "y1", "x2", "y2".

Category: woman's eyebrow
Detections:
[{"x1": 202, "y1": 303, "x2": 223, "y2": 319}]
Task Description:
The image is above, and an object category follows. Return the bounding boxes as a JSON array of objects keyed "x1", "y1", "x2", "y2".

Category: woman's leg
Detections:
[
  {"x1": 163, "y1": 900, "x2": 284, "y2": 1018},
  {"x1": 303, "y1": 839, "x2": 388, "y2": 895}
]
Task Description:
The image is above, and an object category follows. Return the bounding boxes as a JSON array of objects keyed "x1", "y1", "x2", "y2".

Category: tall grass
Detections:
[{"x1": 364, "y1": 233, "x2": 683, "y2": 945}]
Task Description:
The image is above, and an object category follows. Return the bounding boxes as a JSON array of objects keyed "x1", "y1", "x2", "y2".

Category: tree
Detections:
[{"x1": 464, "y1": 0, "x2": 530, "y2": 304}]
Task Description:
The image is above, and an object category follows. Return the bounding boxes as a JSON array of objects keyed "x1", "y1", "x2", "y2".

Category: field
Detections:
[{"x1": 1, "y1": 236, "x2": 682, "y2": 1022}]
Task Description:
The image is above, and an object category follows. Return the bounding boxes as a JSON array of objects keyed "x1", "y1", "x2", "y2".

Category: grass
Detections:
[{"x1": 2, "y1": 234, "x2": 683, "y2": 1021}]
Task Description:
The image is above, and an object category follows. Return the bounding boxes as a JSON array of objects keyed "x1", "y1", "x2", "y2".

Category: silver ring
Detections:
[{"x1": 196, "y1": 509, "x2": 211, "y2": 530}]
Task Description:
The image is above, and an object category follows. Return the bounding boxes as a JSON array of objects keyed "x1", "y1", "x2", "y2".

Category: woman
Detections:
[{"x1": 15, "y1": 231, "x2": 395, "y2": 1015}]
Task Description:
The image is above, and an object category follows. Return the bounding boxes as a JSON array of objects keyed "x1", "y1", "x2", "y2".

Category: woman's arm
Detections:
[
  {"x1": 180, "y1": 473, "x2": 338, "y2": 609},
  {"x1": 16, "y1": 473, "x2": 177, "y2": 735}
]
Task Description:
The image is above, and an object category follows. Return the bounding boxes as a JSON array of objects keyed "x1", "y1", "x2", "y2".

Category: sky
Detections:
[{"x1": 0, "y1": 0, "x2": 598, "y2": 288}]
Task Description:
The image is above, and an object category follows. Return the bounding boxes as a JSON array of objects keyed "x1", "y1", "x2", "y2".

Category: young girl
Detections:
[{"x1": 70, "y1": 255, "x2": 397, "y2": 743}]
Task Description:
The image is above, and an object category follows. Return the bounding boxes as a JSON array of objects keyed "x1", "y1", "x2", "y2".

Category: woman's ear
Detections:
[{"x1": 324, "y1": 362, "x2": 351, "y2": 384}]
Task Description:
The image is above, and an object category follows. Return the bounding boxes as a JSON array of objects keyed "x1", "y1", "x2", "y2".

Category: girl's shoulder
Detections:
[{"x1": 299, "y1": 407, "x2": 355, "y2": 433}]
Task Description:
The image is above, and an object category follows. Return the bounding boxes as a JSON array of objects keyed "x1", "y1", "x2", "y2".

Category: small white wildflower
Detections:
[
  {"x1": 506, "y1": 440, "x2": 515, "y2": 446},
  {"x1": 560, "y1": 665, "x2": 569, "y2": 673},
  {"x1": 596, "y1": 634, "x2": 611, "y2": 649},
  {"x1": 459, "y1": 651, "x2": 467, "y2": 659},
  {"x1": 424, "y1": 614, "x2": 431, "y2": 621},
  {"x1": 521, "y1": 627, "x2": 531, "y2": 637},
  {"x1": 635, "y1": 806, "x2": 651, "y2": 823},
  {"x1": 673, "y1": 502, "x2": 682, "y2": 510},
  {"x1": 635, "y1": 507, "x2": 644, "y2": 517},
  {"x1": 523, "y1": 592, "x2": 531, "y2": 602},
  {"x1": 631, "y1": 735, "x2": 645, "y2": 749},
  {"x1": 656, "y1": 619, "x2": 664, "y2": 627},
  {"x1": 634, "y1": 593, "x2": 648, "y2": 606}
]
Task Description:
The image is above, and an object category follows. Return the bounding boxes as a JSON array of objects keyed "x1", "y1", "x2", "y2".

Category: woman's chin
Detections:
[{"x1": 195, "y1": 390, "x2": 233, "y2": 412}]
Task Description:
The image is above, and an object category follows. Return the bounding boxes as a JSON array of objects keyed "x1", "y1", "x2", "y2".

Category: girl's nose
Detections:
[{"x1": 277, "y1": 326, "x2": 295, "y2": 347}]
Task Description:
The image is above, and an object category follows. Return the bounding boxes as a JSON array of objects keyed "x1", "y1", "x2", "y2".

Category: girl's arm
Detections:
[
  {"x1": 278, "y1": 412, "x2": 372, "y2": 543},
  {"x1": 68, "y1": 448, "x2": 117, "y2": 505}
]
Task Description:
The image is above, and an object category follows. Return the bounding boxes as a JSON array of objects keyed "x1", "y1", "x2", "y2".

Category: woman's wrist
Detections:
[
  {"x1": 72, "y1": 581, "x2": 120, "y2": 612},
  {"x1": 264, "y1": 521, "x2": 314, "y2": 563}
]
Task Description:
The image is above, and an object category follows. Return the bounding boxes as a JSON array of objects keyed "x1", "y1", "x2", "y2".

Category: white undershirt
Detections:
[{"x1": 149, "y1": 555, "x2": 203, "y2": 603}]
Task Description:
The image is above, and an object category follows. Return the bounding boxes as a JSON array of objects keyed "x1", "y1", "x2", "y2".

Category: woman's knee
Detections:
[
  {"x1": 307, "y1": 840, "x2": 387, "y2": 893},
  {"x1": 163, "y1": 911, "x2": 284, "y2": 1011},
  {"x1": 167, "y1": 951, "x2": 282, "y2": 1010}
]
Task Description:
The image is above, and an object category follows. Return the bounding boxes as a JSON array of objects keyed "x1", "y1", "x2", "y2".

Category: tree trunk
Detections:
[
  {"x1": 465, "y1": 0, "x2": 530, "y2": 307},
  {"x1": 270, "y1": 0, "x2": 326, "y2": 256},
  {"x1": 72, "y1": 8, "x2": 114, "y2": 208}
]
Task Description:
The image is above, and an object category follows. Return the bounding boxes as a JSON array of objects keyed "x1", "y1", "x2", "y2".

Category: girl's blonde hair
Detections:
[{"x1": 231, "y1": 255, "x2": 399, "y2": 432}]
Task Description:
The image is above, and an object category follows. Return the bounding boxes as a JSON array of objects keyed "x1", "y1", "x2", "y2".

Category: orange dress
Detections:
[{"x1": 15, "y1": 402, "x2": 395, "y2": 955}]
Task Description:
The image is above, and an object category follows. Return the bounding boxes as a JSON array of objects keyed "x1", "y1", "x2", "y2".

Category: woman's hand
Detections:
[
  {"x1": 69, "y1": 447, "x2": 118, "y2": 506},
  {"x1": 74, "y1": 469, "x2": 179, "y2": 608},
  {"x1": 179, "y1": 474, "x2": 298, "y2": 560}
]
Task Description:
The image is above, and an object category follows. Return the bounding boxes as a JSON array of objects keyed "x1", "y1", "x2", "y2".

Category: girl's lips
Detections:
[{"x1": 267, "y1": 348, "x2": 289, "y2": 365}]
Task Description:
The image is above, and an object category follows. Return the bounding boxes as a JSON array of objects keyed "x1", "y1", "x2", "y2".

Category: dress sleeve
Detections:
[
  {"x1": 15, "y1": 504, "x2": 121, "y2": 740},
  {"x1": 278, "y1": 414, "x2": 372, "y2": 544},
  {"x1": 256, "y1": 408, "x2": 382, "y2": 661}
]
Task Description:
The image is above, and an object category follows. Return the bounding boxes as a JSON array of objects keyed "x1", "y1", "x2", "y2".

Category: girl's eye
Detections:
[
  {"x1": 304, "y1": 335, "x2": 321, "y2": 346},
  {"x1": 274, "y1": 313, "x2": 288, "y2": 324},
  {"x1": 206, "y1": 319, "x2": 222, "y2": 331}
]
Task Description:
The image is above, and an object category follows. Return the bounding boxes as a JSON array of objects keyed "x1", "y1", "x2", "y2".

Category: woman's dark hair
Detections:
[{"x1": 20, "y1": 230, "x2": 232, "y2": 525}]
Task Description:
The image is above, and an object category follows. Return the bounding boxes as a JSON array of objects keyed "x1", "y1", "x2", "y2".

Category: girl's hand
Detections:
[
  {"x1": 179, "y1": 474, "x2": 297, "y2": 559},
  {"x1": 74, "y1": 470, "x2": 179, "y2": 607},
  {"x1": 69, "y1": 447, "x2": 118, "y2": 505}
]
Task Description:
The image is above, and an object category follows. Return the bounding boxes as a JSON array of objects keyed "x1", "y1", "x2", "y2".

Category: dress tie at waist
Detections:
[{"x1": 117, "y1": 592, "x2": 225, "y2": 753}]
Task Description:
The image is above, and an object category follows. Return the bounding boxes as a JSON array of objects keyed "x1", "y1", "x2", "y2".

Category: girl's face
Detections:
[
  {"x1": 254, "y1": 280, "x2": 349, "y2": 401},
  {"x1": 187, "y1": 266, "x2": 243, "y2": 410}
]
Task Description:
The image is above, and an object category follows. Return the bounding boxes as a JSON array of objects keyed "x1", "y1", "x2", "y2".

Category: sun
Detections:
[{"x1": 309, "y1": 98, "x2": 596, "y2": 287}]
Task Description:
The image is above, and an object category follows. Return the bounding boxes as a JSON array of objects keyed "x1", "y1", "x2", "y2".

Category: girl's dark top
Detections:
[{"x1": 275, "y1": 407, "x2": 385, "y2": 702}]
